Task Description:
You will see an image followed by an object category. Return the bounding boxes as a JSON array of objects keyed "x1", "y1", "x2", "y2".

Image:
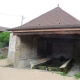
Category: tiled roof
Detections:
[{"x1": 9, "y1": 7, "x2": 80, "y2": 31}]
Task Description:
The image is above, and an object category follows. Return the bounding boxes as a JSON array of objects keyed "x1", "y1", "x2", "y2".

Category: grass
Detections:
[
  {"x1": 74, "y1": 74, "x2": 80, "y2": 79},
  {"x1": 56, "y1": 72, "x2": 66, "y2": 76},
  {"x1": 0, "y1": 56, "x2": 6, "y2": 59}
]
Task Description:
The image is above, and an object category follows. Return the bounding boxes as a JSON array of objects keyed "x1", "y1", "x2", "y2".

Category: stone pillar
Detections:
[
  {"x1": 14, "y1": 35, "x2": 21, "y2": 68},
  {"x1": 8, "y1": 33, "x2": 21, "y2": 67},
  {"x1": 8, "y1": 33, "x2": 16, "y2": 64}
]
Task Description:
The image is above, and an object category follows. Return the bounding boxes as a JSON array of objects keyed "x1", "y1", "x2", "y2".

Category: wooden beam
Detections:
[
  {"x1": 30, "y1": 58, "x2": 52, "y2": 68},
  {"x1": 60, "y1": 59, "x2": 72, "y2": 68},
  {"x1": 13, "y1": 28, "x2": 80, "y2": 33},
  {"x1": 13, "y1": 31, "x2": 80, "y2": 35}
]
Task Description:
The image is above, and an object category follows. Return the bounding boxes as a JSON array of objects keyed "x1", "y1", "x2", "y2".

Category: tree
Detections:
[{"x1": 0, "y1": 32, "x2": 10, "y2": 43}]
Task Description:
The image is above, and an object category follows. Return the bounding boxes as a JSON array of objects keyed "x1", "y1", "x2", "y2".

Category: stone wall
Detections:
[
  {"x1": 73, "y1": 42, "x2": 80, "y2": 62},
  {"x1": 0, "y1": 47, "x2": 8, "y2": 57},
  {"x1": 52, "y1": 42, "x2": 73, "y2": 58},
  {"x1": 18, "y1": 36, "x2": 37, "y2": 68},
  {"x1": 8, "y1": 33, "x2": 38, "y2": 68}
]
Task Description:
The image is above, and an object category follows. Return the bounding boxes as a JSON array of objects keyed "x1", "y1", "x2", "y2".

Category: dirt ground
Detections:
[{"x1": 0, "y1": 58, "x2": 79, "y2": 80}]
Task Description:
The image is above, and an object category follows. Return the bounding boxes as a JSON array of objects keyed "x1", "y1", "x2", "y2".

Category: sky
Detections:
[{"x1": 0, "y1": 0, "x2": 80, "y2": 28}]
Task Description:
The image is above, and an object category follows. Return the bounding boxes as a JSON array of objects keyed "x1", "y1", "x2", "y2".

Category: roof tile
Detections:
[{"x1": 9, "y1": 7, "x2": 80, "y2": 31}]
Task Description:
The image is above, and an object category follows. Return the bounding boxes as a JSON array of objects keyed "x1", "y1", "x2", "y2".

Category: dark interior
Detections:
[{"x1": 37, "y1": 34, "x2": 80, "y2": 60}]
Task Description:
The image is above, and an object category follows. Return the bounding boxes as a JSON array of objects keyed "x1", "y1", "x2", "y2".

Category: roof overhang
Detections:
[{"x1": 13, "y1": 28, "x2": 80, "y2": 35}]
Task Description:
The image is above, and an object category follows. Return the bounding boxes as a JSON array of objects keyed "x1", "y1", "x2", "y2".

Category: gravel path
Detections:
[{"x1": 0, "y1": 58, "x2": 78, "y2": 80}]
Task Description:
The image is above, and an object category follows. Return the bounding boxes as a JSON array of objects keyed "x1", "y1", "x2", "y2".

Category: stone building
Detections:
[
  {"x1": 0, "y1": 26, "x2": 7, "y2": 32},
  {"x1": 8, "y1": 7, "x2": 80, "y2": 68}
]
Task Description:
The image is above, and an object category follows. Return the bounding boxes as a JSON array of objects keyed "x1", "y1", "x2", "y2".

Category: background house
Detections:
[
  {"x1": 0, "y1": 26, "x2": 7, "y2": 32},
  {"x1": 8, "y1": 7, "x2": 80, "y2": 68}
]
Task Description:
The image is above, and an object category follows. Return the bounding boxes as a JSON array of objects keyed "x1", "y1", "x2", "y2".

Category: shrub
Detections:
[
  {"x1": 0, "y1": 32, "x2": 10, "y2": 48},
  {"x1": 0, "y1": 32, "x2": 10, "y2": 43}
]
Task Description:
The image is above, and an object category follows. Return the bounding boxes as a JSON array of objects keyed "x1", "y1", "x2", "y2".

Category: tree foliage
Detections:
[{"x1": 0, "y1": 32, "x2": 10, "y2": 43}]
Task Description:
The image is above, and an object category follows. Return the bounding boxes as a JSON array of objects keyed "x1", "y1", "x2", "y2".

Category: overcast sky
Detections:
[{"x1": 0, "y1": 0, "x2": 80, "y2": 28}]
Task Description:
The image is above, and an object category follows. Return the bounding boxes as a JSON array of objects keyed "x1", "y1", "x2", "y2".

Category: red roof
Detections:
[{"x1": 9, "y1": 7, "x2": 80, "y2": 31}]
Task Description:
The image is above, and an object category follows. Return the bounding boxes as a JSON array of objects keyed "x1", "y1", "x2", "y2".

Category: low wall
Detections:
[{"x1": 0, "y1": 47, "x2": 8, "y2": 57}]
